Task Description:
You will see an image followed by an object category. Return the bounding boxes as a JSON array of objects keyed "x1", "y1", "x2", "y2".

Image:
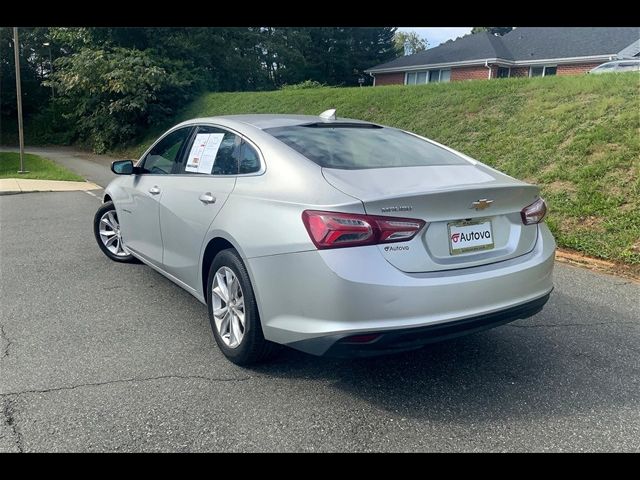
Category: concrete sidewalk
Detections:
[
  {"x1": 0, "y1": 146, "x2": 118, "y2": 188},
  {"x1": 0, "y1": 178, "x2": 101, "y2": 195}
]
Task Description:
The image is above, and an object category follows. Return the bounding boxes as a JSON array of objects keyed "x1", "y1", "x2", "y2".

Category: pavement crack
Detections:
[
  {"x1": 0, "y1": 373, "x2": 252, "y2": 397},
  {"x1": 0, "y1": 324, "x2": 12, "y2": 360},
  {"x1": 2, "y1": 397, "x2": 24, "y2": 453}
]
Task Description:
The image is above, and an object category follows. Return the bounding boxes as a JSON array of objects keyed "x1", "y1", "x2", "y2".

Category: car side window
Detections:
[
  {"x1": 596, "y1": 63, "x2": 616, "y2": 71},
  {"x1": 140, "y1": 127, "x2": 192, "y2": 175},
  {"x1": 239, "y1": 141, "x2": 262, "y2": 174},
  {"x1": 617, "y1": 62, "x2": 639, "y2": 71},
  {"x1": 184, "y1": 126, "x2": 241, "y2": 175}
]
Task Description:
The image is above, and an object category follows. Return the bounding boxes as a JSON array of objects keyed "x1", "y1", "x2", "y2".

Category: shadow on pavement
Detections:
[{"x1": 248, "y1": 292, "x2": 638, "y2": 421}]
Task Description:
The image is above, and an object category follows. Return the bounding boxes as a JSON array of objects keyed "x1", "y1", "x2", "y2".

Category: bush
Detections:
[
  {"x1": 26, "y1": 105, "x2": 77, "y2": 145},
  {"x1": 280, "y1": 80, "x2": 327, "y2": 91}
]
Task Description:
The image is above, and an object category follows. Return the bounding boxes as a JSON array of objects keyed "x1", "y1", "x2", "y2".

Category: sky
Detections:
[{"x1": 397, "y1": 27, "x2": 473, "y2": 48}]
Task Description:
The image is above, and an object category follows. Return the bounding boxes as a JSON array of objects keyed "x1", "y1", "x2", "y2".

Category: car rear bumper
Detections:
[
  {"x1": 316, "y1": 291, "x2": 550, "y2": 357},
  {"x1": 247, "y1": 224, "x2": 555, "y2": 356}
]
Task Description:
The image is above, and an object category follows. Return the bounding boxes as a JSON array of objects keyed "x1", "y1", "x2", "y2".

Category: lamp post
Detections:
[
  {"x1": 13, "y1": 27, "x2": 27, "y2": 174},
  {"x1": 43, "y1": 41, "x2": 54, "y2": 99}
]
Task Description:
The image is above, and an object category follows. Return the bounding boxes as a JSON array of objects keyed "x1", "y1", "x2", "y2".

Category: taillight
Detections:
[
  {"x1": 302, "y1": 210, "x2": 426, "y2": 249},
  {"x1": 521, "y1": 197, "x2": 547, "y2": 225}
]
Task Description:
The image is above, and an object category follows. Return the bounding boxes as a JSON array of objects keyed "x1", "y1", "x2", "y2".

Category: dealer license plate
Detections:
[{"x1": 447, "y1": 219, "x2": 494, "y2": 255}]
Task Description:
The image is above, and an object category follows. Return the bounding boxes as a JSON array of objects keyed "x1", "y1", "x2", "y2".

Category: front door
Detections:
[{"x1": 118, "y1": 126, "x2": 192, "y2": 266}]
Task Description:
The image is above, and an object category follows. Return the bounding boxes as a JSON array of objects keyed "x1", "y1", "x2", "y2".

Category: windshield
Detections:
[
  {"x1": 264, "y1": 124, "x2": 468, "y2": 170},
  {"x1": 594, "y1": 63, "x2": 617, "y2": 71}
]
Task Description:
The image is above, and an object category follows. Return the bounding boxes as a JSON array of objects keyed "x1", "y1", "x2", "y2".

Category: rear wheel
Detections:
[
  {"x1": 207, "y1": 248, "x2": 278, "y2": 365},
  {"x1": 93, "y1": 201, "x2": 136, "y2": 263}
]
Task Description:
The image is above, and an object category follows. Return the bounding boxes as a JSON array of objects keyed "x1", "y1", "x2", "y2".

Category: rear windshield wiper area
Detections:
[{"x1": 300, "y1": 122, "x2": 383, "y2": 129}]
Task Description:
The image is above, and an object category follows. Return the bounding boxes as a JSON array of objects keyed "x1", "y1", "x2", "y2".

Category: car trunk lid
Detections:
[{"x1": 322, "y1": 164, "x2": 540, "y2": 272}]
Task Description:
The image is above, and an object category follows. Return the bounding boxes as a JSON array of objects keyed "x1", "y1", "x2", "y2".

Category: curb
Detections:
[
  {"x1": 555, "y1": 248, "x2": 640, "y2": 283},
  {"x1": 0, "y1": 178, "x2": 102, "y2": 196}
]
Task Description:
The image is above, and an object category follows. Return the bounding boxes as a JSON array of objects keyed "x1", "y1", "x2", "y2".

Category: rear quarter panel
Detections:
[{"x1": 198, "y1": 135, "x2": 364, "y2": 301}]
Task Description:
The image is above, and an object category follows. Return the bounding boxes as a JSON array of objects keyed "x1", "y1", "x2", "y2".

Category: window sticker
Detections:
[{"x1": 185, "y1": 133, "x2": 225, "y2": 174}]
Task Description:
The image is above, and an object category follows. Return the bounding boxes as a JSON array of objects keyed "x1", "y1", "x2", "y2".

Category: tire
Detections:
[
  {"x1": 207, "y1": 248, "x2": 279, "y2": 365},
  {"x1": 93, "y1": 201, "x2": 136, "y2": 263}
]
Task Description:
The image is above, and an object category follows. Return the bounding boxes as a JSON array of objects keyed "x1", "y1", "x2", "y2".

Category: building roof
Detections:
[
  {"x1": 367, "y1": 27, "x2": 640, "y2": 72},
  {"x1": 504, "y1": 27, "x2": 640, "y2": 60},
  {"x1": 368, "y1": 32, "x2": 511, "y2": 71}
]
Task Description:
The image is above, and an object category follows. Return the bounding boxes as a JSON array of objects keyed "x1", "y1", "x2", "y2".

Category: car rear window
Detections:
[{"x1": 264, "y1": 124, "x2": 468, "y2": 169}]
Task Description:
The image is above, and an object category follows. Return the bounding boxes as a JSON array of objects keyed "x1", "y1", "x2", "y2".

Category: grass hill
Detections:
[{"x1": 131, "y1": 73, "x2": 640, "y2": 265}]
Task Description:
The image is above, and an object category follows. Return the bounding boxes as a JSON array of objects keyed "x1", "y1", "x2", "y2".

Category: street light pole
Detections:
[{"x1": 13, "y1": 27, "x2": 28, "y2": 174}]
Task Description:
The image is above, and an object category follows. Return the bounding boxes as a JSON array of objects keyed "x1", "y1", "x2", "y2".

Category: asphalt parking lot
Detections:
[{"x1": 1, "y1": 190, "x2": 639, "y2": 452}]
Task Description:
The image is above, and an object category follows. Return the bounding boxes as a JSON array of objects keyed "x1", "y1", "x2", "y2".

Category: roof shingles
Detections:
[{"x1": 367, "y1": 27, "x2": 640, "y2": 72}]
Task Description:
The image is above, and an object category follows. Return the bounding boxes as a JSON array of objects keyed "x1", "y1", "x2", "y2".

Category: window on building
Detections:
[
  {"x1": 530, "y1": 66, "x2": 544, "y2": 77},
  {"x1": 497, "y1": 67, "x2": 511, "y2": 78},
  {"x1": 530, "y1": 65, "x2": 557, "y2": 77},
  {"x1": 405, "y1": 69, "x2": 452, "y2": 85}
]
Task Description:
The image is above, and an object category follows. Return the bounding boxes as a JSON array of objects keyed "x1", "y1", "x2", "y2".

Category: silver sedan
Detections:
[{"x1": 94, "y1": 111, "x2": 555, "y2": 365}]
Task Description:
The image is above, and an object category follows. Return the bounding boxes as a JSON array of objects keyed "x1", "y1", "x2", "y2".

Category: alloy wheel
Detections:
[
  {"x1": 212, "y1": 266, "x2": 245, "y2": 348},
  {"x1": 98, "y1": 210, "x2": 129, "y2": 257}
]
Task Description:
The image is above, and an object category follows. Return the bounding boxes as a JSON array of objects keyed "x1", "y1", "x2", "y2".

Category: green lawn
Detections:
[
  {"x1": 126, "y1": 73, "x2": 640, "y2": 265},
  {"x1": 0, "y1": 152, "x2": 84, "y2": 181}
]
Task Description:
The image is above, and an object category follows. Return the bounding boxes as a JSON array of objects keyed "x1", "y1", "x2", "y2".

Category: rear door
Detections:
[{"x1": 159, "y1": 125, "x2": 249, "y2": 290}]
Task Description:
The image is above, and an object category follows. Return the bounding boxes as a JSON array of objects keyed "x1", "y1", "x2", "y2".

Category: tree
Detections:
[
  {"x1": 348, "y1": 27, "x2": 398, "y2": 85},
  {"x1": 296, "y1": 27, "x2": 397, "y2": 87},
  {"x1": 3, "y1": 26, "x2": 401, "y2": 149},
  {"x1": 393, "y1": 31, "x2": 428, "y2": 56},
  {"x1": 47, "y1": 47, "x2": 193, "y2": 152},
  {"x1": 253, "y1": 27, "x2": 310, "y2": 88},
  {"x1": 471, "y1": 27, "x2": 514, "y2": 36}
]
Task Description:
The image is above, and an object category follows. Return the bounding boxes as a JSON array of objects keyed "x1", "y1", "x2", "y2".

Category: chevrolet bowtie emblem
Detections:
[{"x1": 471, "y1": 199, "x2": 494, "y2": 210}]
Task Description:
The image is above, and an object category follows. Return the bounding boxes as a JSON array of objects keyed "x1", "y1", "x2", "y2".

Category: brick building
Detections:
[{"x1": 366, "y1": 27, "x2": 640, "y2": 86}]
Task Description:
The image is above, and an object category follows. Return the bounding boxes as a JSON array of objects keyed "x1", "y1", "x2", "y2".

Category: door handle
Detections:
[
  {"x1": 199, "y1": 192, "x2": 216, "y2": 204},
  {"x1": 149, "y1": 186, "x2": 161, "y2": 195}
]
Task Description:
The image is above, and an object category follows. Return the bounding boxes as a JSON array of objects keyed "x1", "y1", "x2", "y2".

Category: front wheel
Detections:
[
  {"x1": 93, "y1": 201, "x2": 136, "y2": 263},
  {"x1": 207, "y1": 249, "x2": 279, "y2": 365}
]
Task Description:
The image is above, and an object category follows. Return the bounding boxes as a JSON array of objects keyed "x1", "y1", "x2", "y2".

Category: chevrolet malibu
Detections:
[{"x1": 94, "y1": 111, "x2": 555, "y2": 365}]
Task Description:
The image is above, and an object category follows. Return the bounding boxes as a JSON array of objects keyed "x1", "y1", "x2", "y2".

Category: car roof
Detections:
[
  {"x1": 177, "y1": 114, "x2": 377, "y2": 130},
  {"x1": 600, "y1": 59, "x2": 640, "y2": 65}
]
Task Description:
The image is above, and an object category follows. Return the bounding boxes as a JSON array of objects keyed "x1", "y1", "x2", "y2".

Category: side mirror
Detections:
[{"x1": 111, "y1": 160, "x2": 134, "y2": 175}]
